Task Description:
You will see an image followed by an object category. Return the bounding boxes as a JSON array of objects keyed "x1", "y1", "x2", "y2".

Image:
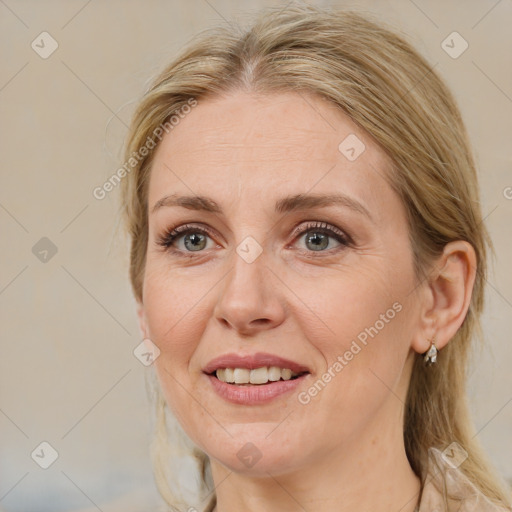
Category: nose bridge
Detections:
[
  {"x1": 223, "y1": 236, "x2": 269, "y2": 310},
  {"x1": 214, "y1": 235, "x2": 284, "y2": 334}
]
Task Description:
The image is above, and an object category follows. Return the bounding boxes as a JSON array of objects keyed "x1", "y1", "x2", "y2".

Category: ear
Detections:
[
  {"x1": 136, "y1": 301, "x2": 148, "y2": 339},
  {"x1": 411, "y1": 240, "x2": 477, "y2": 355}
]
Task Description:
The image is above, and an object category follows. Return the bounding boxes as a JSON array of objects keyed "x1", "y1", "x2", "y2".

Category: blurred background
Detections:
[{"x1": 1, "y1": 0, "x2": 511, "y2": 510}]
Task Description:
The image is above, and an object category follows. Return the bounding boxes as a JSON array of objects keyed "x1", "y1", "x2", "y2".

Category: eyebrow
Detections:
[{"x1": 151, "y1": 192, "x2": 372, "y2": 220}]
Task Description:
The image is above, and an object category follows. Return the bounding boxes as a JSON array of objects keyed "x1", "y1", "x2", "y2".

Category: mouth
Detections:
[
  {"x1": 209, "y1": 366, "x2": 308, "y2": 385},
  {"x1": 203, "y1": 353, "x2": 311, "y2": 404}
]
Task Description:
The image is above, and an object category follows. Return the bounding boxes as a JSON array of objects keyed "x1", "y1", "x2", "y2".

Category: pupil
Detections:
[
  {"x1": 307, "y1": 232, "x2": 328, "y2": 251},
  {"x1": 185, "y1": 233, "x2": 206, "y2": 251}
]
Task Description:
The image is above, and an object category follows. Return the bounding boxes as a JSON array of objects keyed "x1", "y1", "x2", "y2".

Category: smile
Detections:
[
  {"x1": 203, "y1": 353, "x2": 311, "y2": 405},
  {"x1": 215, "y1": 366, "x2": 302, "y2": 385}
]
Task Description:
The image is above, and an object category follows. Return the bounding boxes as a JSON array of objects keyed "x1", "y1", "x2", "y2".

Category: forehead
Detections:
[{"x1": 148, "y1": 91, "x2": 394, "y2": 216}]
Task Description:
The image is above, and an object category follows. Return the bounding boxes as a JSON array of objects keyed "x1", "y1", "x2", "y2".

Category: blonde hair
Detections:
[{"x1": 120, "y1": 3, "x2": 512, "y2": 510}]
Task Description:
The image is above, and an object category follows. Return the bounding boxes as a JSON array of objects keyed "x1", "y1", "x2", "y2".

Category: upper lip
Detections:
[{"x1": 203, "y1": 352, "x2": 310, "y2": 375}]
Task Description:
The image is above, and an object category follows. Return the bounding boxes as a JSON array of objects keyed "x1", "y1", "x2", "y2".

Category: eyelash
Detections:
[{"x1": 156, "y1": 221, "x2": 352, "y2": 258}]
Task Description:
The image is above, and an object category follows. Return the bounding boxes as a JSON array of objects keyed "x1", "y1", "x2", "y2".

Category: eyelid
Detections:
[
  {"x1": 156, "y1": 220, "x2": 352, "y2": 255},
  {"x1": 155, "y1": 223, "x2": 218, "y2": 251},
  {"x1": 289, "y1": 221, "x2": 351, "y2": 245}
]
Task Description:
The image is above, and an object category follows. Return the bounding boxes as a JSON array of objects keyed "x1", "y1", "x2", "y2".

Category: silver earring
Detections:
[{"x1": 424, "y1": 338, "x2": 438, "y2": 366}]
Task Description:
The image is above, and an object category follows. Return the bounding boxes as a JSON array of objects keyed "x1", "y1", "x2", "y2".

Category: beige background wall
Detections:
[{"x1": 1, "y1": 0, "x2": 511, "y2": 511}]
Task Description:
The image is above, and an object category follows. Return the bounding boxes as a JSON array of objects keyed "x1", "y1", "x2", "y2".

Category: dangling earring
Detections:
[{"x1": 424, "y1": 337, "x2": 438, "y2": 366}]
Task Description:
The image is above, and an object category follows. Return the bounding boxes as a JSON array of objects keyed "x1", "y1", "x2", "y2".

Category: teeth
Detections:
[
  {"x1": 215, "y1": 366, "x2": 299, "y2": 384},
  {"x1": 268, "y1": 366, "x2": 281, "y2": 381},
  {"x1": 234, "y1": 368, "x2": 250, "y2": 384},
  {"x1": 250, "y1": 367, "x2": 268, "y2": 384},
  {"x1": 225, "y1": 368, "x2": 234, "y2": 383},
  {"x1": 281, "y1": 368, "x2": 292, "y2": 380}
]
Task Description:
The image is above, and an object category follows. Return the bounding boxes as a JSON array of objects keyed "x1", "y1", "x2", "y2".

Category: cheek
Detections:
[
  {"x1": 142, "y1": 261, "x2": 211, "y2": 366},
  {"x1": 294, "y1": 261, "x2": 412, "y2": 405},
  {"x1": 294, "y1": 263, "x2": 403, "y2": 349},
  {"x1": 142, "y1": 266, "x2": 213, "y2": 437}
]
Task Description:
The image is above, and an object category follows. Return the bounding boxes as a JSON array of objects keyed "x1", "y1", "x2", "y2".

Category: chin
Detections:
[
  {"x1": 211, "y1": 447, "x2": 300, "y2": 477},
  {"x1": 198, "y1": 425, "x2": 306, "y2": 476}
]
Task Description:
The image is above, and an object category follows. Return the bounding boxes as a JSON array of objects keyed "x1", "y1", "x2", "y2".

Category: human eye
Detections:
[
  {"x1": 155, "y1": 223, "x2": 218, "y2": 257},
  {"x1": 290, "y1": 221, "x2": 352, "y2": 256},
  {"x1": 155, "y1": 220, "x2": 352, "y2": 259}
]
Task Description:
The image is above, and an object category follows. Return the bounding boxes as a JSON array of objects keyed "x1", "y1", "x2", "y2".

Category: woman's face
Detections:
[{"x1": 139, "y1": 91, "x2": 423, "y2": 475}]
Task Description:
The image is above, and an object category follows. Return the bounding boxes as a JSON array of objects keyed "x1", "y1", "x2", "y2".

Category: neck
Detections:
[{"x1": 210, "y1": 402, "x2": 421, "y2": 512}]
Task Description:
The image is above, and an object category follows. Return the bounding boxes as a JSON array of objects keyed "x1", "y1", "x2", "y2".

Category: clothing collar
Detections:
[{"x1": 417, "y1": 447, "x2": 510, "y2": 512}]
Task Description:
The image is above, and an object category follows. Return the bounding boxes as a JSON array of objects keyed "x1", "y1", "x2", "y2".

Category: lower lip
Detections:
[{"x1": 207, "y1": 373, "x2": 308, "y2": 405}]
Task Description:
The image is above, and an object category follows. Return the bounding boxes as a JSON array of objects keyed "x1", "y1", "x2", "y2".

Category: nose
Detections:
[{"x1": 213, "y1": 245, "x2": 286, "y2": 337}]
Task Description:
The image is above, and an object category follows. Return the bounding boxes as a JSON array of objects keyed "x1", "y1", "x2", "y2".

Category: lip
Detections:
[
  {"x1": 207, "y1": 373, "x2": 308, "y2": 405},
  {"x1": 203, "y1": 352, "x2": 311, "y2": 406},
  {"x1": 203, "y1": 352, "x2": 310, "y2": 374}
]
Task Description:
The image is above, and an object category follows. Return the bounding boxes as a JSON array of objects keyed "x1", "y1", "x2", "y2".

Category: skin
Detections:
[{"x1": 137, "y1": 90, "x2": 476, "y2": 512}]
